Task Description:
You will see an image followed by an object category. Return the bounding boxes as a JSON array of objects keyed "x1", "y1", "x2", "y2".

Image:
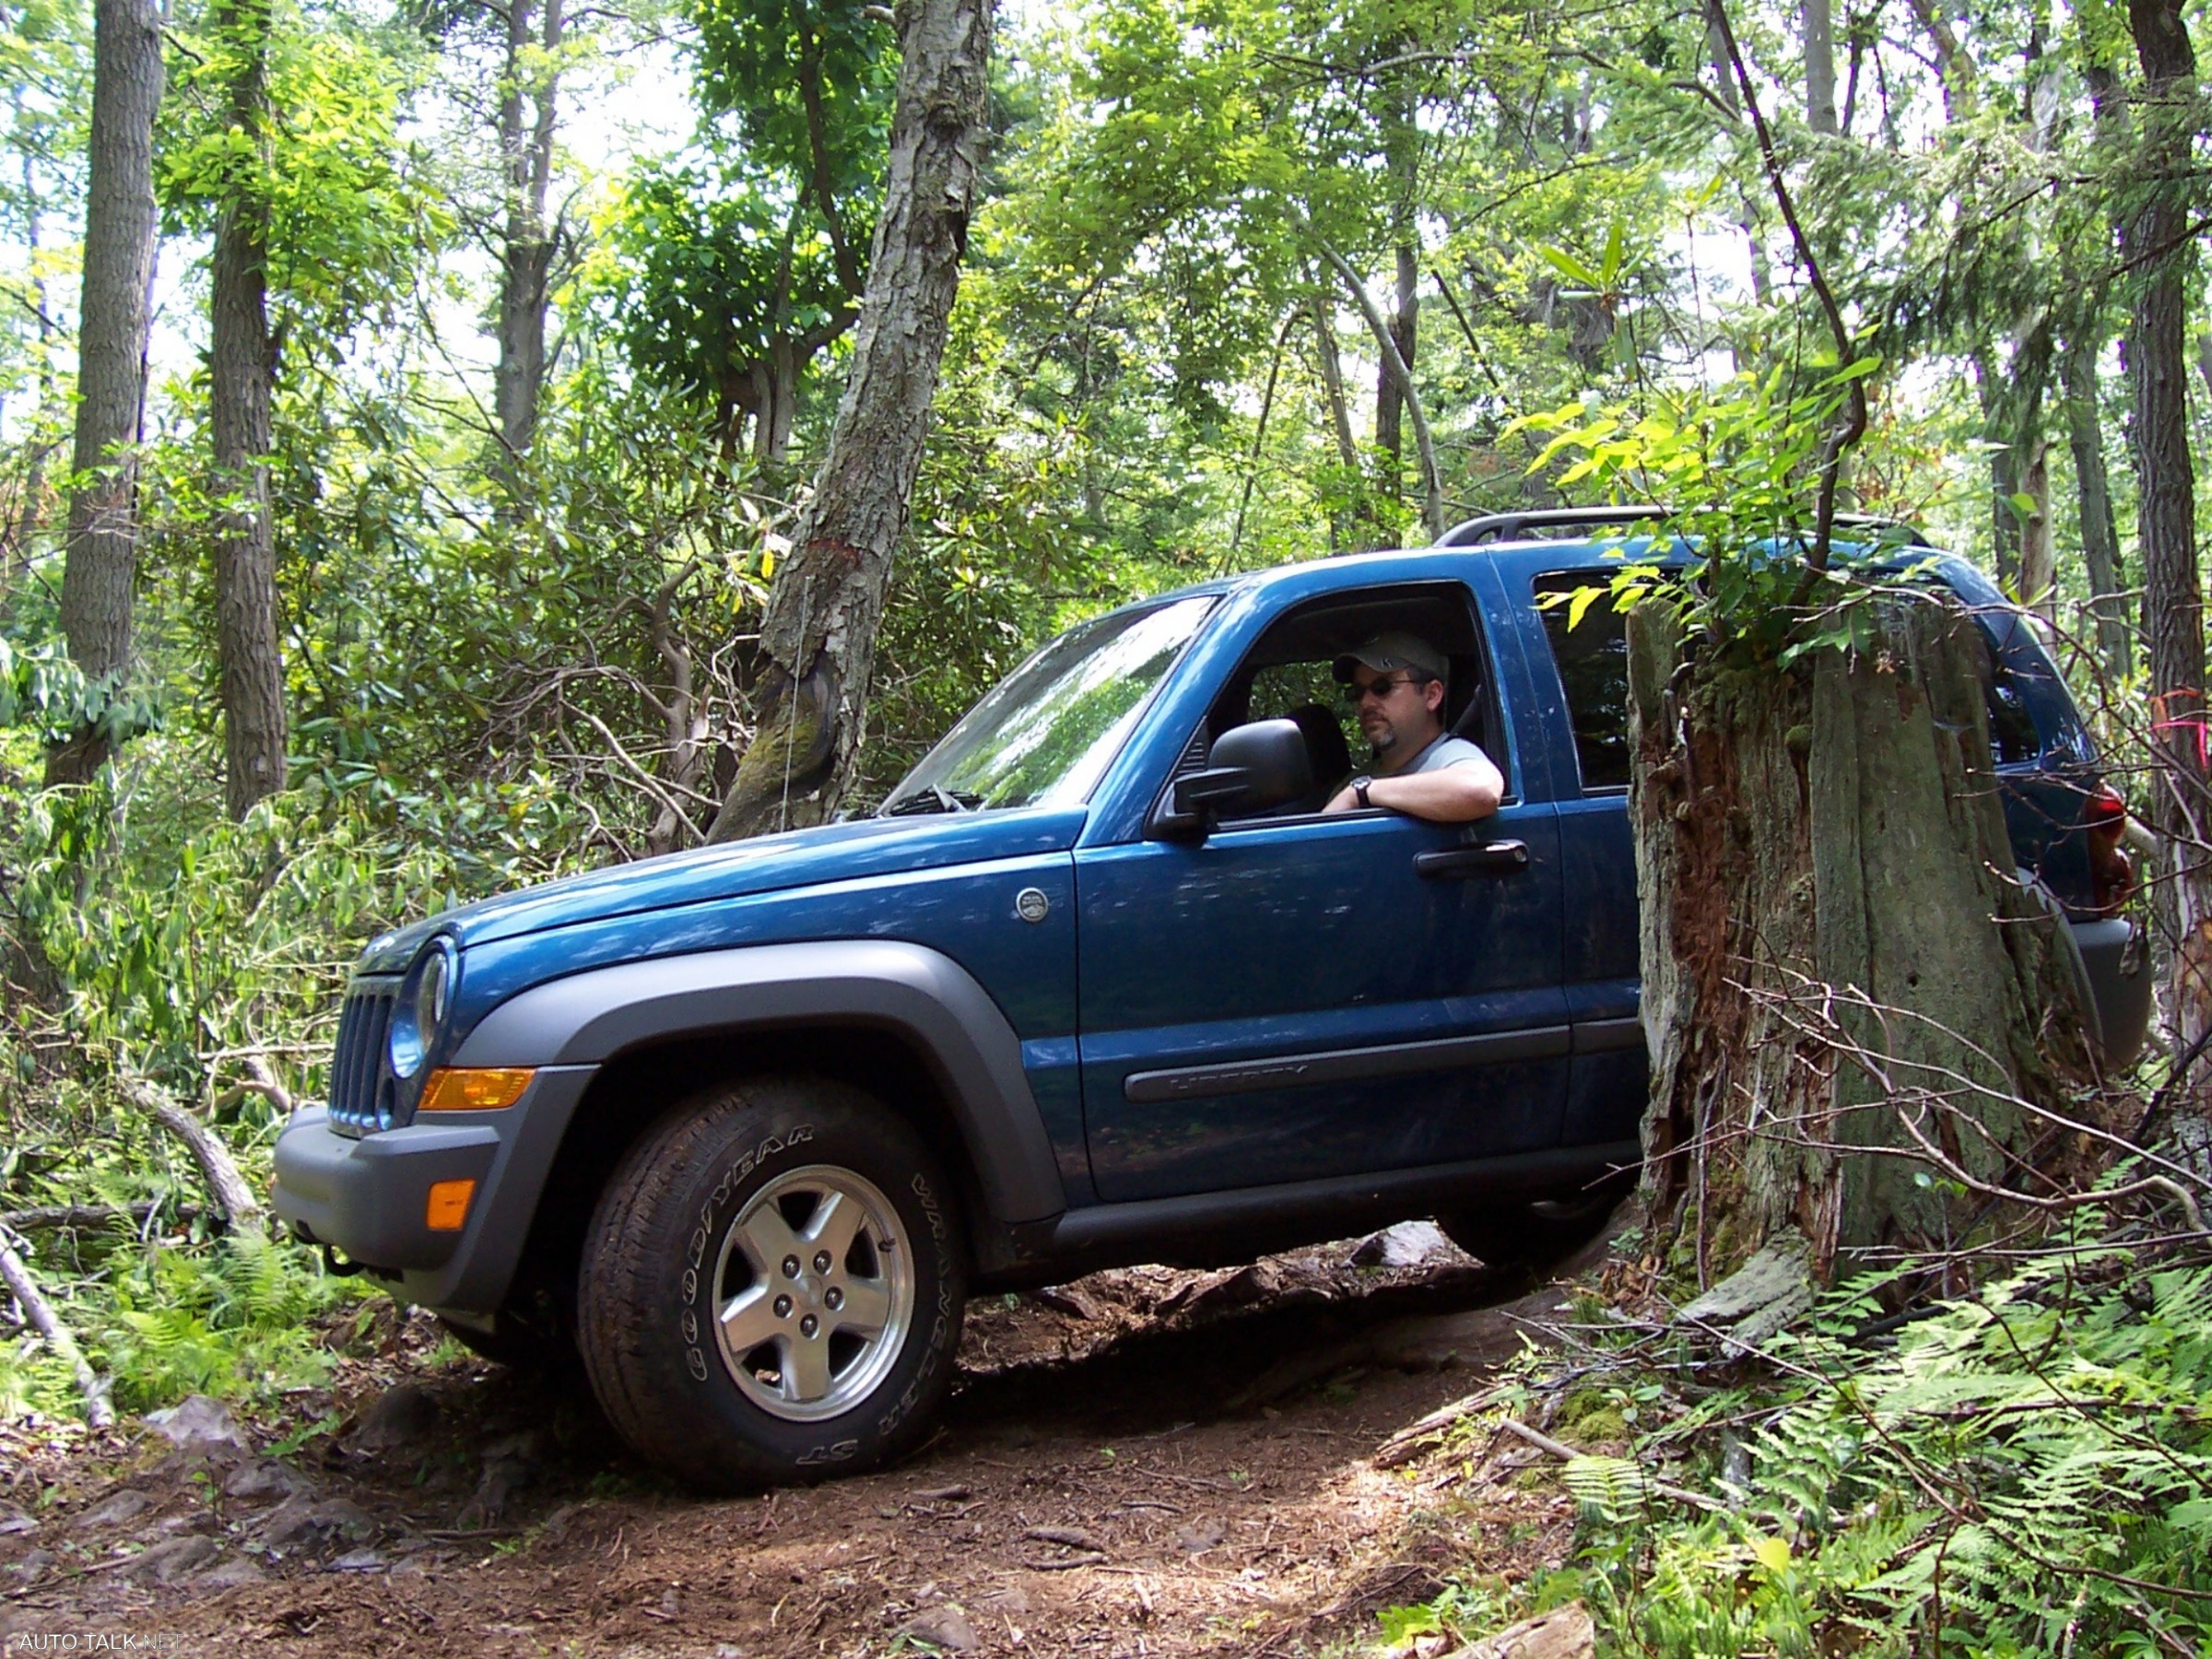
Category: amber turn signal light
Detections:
[
  {"x1": 426, "y1": 1178, "x2": 477, "y2": 1231},
  {"x1": 418, "y1": 1067, "x2": 535, "y2": 1112}
]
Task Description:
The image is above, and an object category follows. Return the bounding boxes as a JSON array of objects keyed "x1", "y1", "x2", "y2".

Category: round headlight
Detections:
[{"x1": 389, "y1": 941, "x2": 453, "y2": 1080}]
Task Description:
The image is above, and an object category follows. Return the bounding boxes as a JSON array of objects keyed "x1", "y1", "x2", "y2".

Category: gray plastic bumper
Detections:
[
  {"x1": 2073, "y1": 916, "x2": 2152, "y2": 1071},
  {"x1": 272, "y1": 1065, "x2": 596, "y2": 1312}
]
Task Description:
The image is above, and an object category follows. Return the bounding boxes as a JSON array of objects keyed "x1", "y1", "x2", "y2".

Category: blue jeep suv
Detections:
[{"x1": 272, "y1": 517, "x2": 2150, "y2": 1488}]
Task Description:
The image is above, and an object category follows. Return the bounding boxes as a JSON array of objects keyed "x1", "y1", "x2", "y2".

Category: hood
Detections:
[{"x1": 357, "y1": 807, "x2": 1088, "y2": 972}]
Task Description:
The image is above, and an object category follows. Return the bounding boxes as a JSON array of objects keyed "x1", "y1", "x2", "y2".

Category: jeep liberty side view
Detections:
[{"x1": 273, "y1": 515, "x2": 2151, "y2": 1489}]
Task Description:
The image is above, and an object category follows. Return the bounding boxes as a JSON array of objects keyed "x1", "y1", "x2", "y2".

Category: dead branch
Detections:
[
  {"x1": 119, "y1": 1074, "x2": 264, "y2": 1236},
  {"x1": 0, "y1": 1234, "x2": 113, "y2": 1428},
  {"x1": 1498, "y1": 1418, "x2": 1729, "y2": 1513},
  {"x1": 0, "y1": 1202, "x2": 200, "y2": 1233}
]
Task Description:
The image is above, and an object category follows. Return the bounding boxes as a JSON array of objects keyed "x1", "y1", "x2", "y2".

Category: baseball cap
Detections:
[{"x1": 1332, "y1": 631, "x2": 1447, "y2": 684}]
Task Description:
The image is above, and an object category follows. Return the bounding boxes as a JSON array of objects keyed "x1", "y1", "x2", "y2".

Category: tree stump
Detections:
[{"x1": 1629, "y1": 590, "x2": 2102, "y2": 1281}]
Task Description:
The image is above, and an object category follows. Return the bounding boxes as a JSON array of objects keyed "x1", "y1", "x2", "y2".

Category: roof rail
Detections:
[
  {"x1": 1433, "y1": 506, "x2": 1667, "y2": 546},
  {"x1": 1431, "y1": 506, "x2": 1933, "y2": 549}
]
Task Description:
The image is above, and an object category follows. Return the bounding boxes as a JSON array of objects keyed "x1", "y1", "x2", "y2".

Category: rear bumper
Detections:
[
  {"x1": 2073, "y1": 916, "x2": 2152, "y2": 1070},
  {"x1": 272, "y1": 1065, "x2": 596, "y2": 1312}
]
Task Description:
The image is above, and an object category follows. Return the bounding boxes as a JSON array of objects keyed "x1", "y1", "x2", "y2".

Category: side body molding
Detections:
[{"x1": 449, "y1": 939, "x2": 1068, "y2": 1225}]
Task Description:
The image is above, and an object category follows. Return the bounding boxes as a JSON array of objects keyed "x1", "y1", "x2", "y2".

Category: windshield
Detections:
[{"x1": 882, "y1": 595, "x2": 1216, "y2": 814}]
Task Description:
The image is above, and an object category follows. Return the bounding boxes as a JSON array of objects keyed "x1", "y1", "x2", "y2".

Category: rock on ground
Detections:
[
  {"x1": 1453, "y1": 1602, "x2": 1595, "y2": 1659},
  {"x1": 900, "y1": 1606, "x2": 982, "y2": 1652},
  {"x1": 348, "y1": 1382, "x2": 440, "y2": 1453},
  {"x1": 1349, "y1": 1220, "x2": 1463, "y2": 1270},
  {"x1": 143, "y1": 1395, "x2": 247, "y2": 1453}
]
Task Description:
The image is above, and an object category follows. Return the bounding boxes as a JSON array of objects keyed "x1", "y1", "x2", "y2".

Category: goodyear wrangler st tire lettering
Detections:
[{"x1": 576, "y1": 1077, "x2": 966, "y2": 1491}]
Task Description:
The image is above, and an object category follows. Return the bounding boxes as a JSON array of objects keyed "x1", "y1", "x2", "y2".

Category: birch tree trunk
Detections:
[
  {"x1": 209, "y1": 0, "x2": 288, "y2": 818},
  {"x1": 703, "y1": 0, "x2": 991, "y2": 841},
  {"x1": 48, "y1": 0, "x2": 163, "y2": 787},
  {"x1": 2124, "y1": 0, "x2": 2212, "y2": 1075}
]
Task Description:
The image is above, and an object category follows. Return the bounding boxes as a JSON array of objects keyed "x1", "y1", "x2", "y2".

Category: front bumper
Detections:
[{"x1": 272, "y1": 1065, "x2": 596, "y2": 1312}]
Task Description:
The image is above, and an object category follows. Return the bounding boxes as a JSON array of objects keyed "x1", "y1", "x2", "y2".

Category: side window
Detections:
[
  {"x1": 1986, "y1": 667, "x2": 2042, "y2": 764},
  {"x1": 1195, "y1": 582, "x2": 1499, "y2": 817},
  {"x1": 1533, "y1": 573, "x2": 1631, "y2": 793}
]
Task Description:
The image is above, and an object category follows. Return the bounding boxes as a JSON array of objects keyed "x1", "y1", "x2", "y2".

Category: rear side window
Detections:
[
  {"x1": 1533, "y1": 573, "x2": 1630, "y2": 793},
  {"x1": 1986, "y1": 672, "x2": 2041, "y2": 764}
]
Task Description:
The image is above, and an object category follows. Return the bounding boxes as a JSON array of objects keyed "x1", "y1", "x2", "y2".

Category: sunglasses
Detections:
[{"x1": 1343, "y1": 673, "x2": 1423, "y2": 704}]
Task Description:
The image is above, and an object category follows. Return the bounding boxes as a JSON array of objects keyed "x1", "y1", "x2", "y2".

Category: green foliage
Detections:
[
  {"x1": 99, "y1": 1233, "x2": 354, "y2": 1410},
  {"x1": 593, "y1": 130, "x2": 855, "y2": 426},
  {"x1": 159, "y1": 0, "x2": 441, "y2": 356},
  {"x1": 689, "y1": 0, "x2": 892, "y2": 201},
  {"x1": 0, "y1": 637, "x2": 159, "y2": 747},
  {"x1": 1401, "y1": 1220, "x2": 2212, "y2": 1657},
  {"x1": 1505, "y1": 355, "x2": 1931, "y2": 667}
]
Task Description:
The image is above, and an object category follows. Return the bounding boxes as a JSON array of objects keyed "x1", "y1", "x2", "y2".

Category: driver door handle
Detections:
[{"x1": 1414, "y1": 841, "x2": 1528, "y2": 879}]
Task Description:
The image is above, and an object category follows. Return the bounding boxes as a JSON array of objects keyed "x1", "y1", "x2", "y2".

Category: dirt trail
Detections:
[{"x1": 1, "y1": 1235, "x2": 1586, "y2": 1657}]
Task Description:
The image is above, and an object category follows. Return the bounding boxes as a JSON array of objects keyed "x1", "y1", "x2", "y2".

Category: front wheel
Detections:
[{"x1": 577, "y1": 1077, "x2": 966, "y2": 1490}]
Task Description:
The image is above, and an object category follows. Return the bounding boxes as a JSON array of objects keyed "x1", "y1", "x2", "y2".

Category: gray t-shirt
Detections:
[{"x1": 1393, "y1": 733, "x2": 1490, "y2": 776}]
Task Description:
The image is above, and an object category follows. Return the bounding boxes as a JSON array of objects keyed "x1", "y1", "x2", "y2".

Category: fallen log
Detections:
[
  {"x1": 0, "y1": 1201, "x2": 202, "y2": 1233},
  {"x1": 119, "y1": 1073, "x2": 263, "y2": 1236},
  {"x1": 0, "y1": 1233, "x2": 114, "y2": 1428}
]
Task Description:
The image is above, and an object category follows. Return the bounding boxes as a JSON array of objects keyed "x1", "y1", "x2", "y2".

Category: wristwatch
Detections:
[{"x1": 1352, "y1": 775, "x2": 1373, "y2": 808}]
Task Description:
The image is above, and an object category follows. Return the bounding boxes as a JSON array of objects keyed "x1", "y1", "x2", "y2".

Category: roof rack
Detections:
[
  {"x1": 1433, "y1": 506, "x2": 1667, "y2": 546},
  {"x1": 1431, "y1": 507, "x2": 1935, "y2": 549}
]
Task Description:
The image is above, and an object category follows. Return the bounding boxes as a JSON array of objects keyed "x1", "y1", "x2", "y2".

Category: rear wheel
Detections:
[
  {"x1": 1439, "y1": 1173, "x2": 1633, "y2": 1273},
  {"x1": 577, "y1": 1076, "x2": 966, "y2": 1490}
]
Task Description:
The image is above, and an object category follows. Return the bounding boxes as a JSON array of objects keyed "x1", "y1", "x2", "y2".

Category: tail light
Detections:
[{"x1": 2086, "y1": 783, "x2": 2135, "y2": 915}]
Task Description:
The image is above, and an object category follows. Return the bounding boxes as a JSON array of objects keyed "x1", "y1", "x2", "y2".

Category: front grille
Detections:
[{"x1": 328, "y1": 979, "x2": 401, "y2": 1135}]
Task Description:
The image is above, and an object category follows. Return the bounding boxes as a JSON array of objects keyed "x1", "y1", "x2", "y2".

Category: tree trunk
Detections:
[
  {"x1": 702, "y1": 0, "x2": 990, "y2": 842},
  {"x1": 1374, "y1": 67, "x2": 1418, "y2": 468},
  {"x1": 1312, "y1": 302, "x2": 1366, "y2": 553},
  {"x1": 208, "y1": 0, "x2": 288, "y2": 818},
  {"x1": 2124, "y1": 0, "x2": 2212, "y2": 1066},
  {"x1": 2065, "y1": 331, "x2": 2131, "y2": 680},
  {"x1": 1804, "y1": 0, "x2": 1839, "y2": 134},
  {"x1": 1630, "y1": 595, "x2": 2100, "y2": 1281},
  {"x1": 493, "y1": 0, "x2": 563, "y2": 465},
  {"x1": 2019, "y1": 436, "x2": 2053, "y2": 624},
  {"x1": 1374, "y1": 243, "x2": 1418, "y2": 467},
  {"x1": 1317, "y1": 239, "x2": 1442, "y2": 544},
  {"x1": 48, "y1": 0, "x2": 163, "y2": 787}
]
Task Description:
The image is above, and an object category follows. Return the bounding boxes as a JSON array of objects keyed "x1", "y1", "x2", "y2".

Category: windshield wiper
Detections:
[{"x1": 882, "y1": 784, "x2": 981, "y2": 817}]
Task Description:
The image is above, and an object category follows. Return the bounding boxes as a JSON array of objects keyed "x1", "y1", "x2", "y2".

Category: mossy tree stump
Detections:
[{"x1": 1629, "y1": 590, "x2": 2103, "y2": 1282}]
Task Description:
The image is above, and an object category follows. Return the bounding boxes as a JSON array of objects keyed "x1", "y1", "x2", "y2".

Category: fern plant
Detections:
[{"x1": 1564, "y1": 1221, "x2": 2212, "y2": 1657}]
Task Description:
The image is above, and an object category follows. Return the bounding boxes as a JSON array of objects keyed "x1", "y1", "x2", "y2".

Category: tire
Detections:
[
  {"x1": 576, "y1": 1076, "x2": 966, "y2": 1491},
  {"x1": 1439, "y1": 1174, "x2": 1632, "y2": 1273}
]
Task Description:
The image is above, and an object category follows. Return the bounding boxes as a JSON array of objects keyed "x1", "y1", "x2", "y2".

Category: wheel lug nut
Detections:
[
  {"x1": 782, "y1": 1255, "x2": 800, "y2": 1278},
  {"x1": 814, "y1": 1251, "x2": 832, "y2": 1273},
  {"x1": 774, "y1": 1295, "x2": 792, "y2": 1318},
  {"x1": 800, "y1": 1314, "x2": 818, "y2": 1337},
  {"x1": 826, "y1": 1288, "x2": 843, "y2": 1311}
]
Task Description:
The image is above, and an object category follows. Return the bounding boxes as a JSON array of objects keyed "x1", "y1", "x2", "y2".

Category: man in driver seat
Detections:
[{"x1": 1322, "y1": 632, "x2": 1504, "y2": 824}]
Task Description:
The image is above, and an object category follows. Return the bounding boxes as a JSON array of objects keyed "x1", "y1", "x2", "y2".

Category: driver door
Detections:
[{"x1": 1073, "y1": 587, "x2": 1570, "y2": 1204}]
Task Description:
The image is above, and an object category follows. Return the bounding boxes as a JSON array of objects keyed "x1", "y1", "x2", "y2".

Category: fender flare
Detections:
[{"x1": 451, "y1": 939, "x2": 1067, "y2": 1225}]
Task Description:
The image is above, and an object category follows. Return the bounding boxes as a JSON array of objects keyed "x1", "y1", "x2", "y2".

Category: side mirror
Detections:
[{"x1": 1151, "y1": 718, "x2": 1314, "y2": 839}]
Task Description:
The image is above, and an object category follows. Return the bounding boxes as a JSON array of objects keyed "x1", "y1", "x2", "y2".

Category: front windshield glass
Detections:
[{"x1": 883, "y1": 595, "x2": 1216, "y2": 814}]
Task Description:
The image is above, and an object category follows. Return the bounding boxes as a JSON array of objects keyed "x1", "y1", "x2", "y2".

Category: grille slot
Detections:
[{"x1": 329, "y1": 980, "x2": 401, "y2": 1135}]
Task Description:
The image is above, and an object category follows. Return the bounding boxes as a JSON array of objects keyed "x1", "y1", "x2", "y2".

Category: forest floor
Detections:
[{"x1": 0, "y1": 1230, "x2": 1604, "y2": 1658}]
